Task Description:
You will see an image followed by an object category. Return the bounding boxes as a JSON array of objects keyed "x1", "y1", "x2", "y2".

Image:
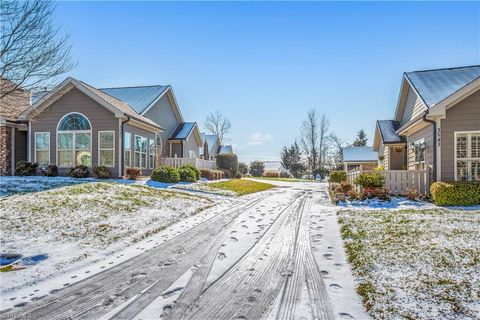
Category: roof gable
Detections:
[
  {"x1": 218, "y1": 145, "x2": 233, "y2": 154},
  {"x1": 99, "y1": 85, "x2": 169, "y2": 114},
  {"x1": 169, "y1": 122, "x2": 196, "y2": 140},
  {"x1": 202, "y1": 133, "x2": 220, "y2": 154},
  {"x1": 405, "y1": 65, "x2": 480, "y2": 108},
  {"x1": 377, "y1": 120, "x2": 405, "y2": 144}
]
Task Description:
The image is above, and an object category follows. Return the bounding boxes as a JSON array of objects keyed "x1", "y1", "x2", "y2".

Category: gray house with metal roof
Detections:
[
  {"x1": 1, "y1": 77, "x2": 211, "y2": 177},
  {"x1": 373, "y1": 65, "x2": 480, "y2": 182}
]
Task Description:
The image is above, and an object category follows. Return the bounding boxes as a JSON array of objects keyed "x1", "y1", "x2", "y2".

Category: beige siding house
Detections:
[
  {"x1": 1, "y1": 77, "x2": 211, "y2": 177},
  {"x1": 373, "y1": 65, "x2": 480, "y2": 182}
]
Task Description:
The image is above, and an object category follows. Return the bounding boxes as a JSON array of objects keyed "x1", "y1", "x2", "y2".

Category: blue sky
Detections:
[{"x1": 55, "y1": 1, "x2": 479, "y2": 163}]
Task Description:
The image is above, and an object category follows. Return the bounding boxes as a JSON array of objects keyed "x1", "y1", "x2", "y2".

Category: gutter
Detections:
[
  {"x1": 421, "y1": 111, "x2": 437, "y2": 183},
  {"x1": 120, "y1": 116, "x2": 131, "y2": 176}
]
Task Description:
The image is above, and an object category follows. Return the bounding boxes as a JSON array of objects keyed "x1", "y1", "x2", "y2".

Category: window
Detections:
[
  {"x1": 149, "y1": 138, "x2": 154, "y2": 169},
  {"x1": 413, "y1": 139, "x2": 426, "y2": 163},
  {"x1": 57, "y1": 113, "x2": 92, "y2": 167},
  {"x1": 455, "y1": 132, "x2": 480, "y2": 181},
  {"x1": 134, "y1": 135, "x2": 147, "y2": 168},
  {"x1": 35, "y1": 132, "x2": 50, "y2": 166},
  {"x1": 99, "y1": 131, "x2": 115, "y2": 167},
  {"x1": 124, "y1": 132, "x2": 131, "y2": 167}
]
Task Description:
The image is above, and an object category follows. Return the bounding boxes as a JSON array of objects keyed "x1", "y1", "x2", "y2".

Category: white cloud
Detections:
[{"x1": 247, "y1": 132, "x2": 273, "y2": 146}]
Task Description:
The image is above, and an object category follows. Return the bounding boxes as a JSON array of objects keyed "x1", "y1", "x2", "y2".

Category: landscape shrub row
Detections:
[
  {"x1": 430, "y1": 182, "x2": 480, "y2": 206},
  {"x1": 263, "y1": 170, "x2": 280, "y2": 178},
  {"x1": 150, "y1": 165, "x2": 200, "y2": 183},
  {"x1": 199, "y1": 169, "x2": 225, "y2": 180}
]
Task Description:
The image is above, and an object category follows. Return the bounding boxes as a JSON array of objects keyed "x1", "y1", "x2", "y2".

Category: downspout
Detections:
[
  {"x1": 120, "y1": 116, "x2": 131, "y2": 177},
  {"x1": 422, "y1": 111, "x2": 437, "y2": 183}
]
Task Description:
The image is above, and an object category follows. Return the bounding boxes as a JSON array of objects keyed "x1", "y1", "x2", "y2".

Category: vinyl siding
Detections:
[
  {"x1": 440, "y1": 89, "x2": 480, "y2": 181},
  {"x1": 123, "y1": 123, "x2": 156, "y2": 175},
  {"x1": 383, "y1": 146, "x2": 389, "y2": 170},
  {"x1": 171, "y1": 142, "x2": 182, "y2": 157},
  {"x1": 183, "y1": 133, "x2": 200, "y2": 158},
  {"x1": 406, "y1": 125, "x2": 434, "y2": 170},
  {"x1": 143, "y1": 93, "x2": 180, "y2": 157},
  {"x1": 400, "y1": 86, "x2": 426, "y2": 126},
  {"x1": 30, "y1": 87, "x2": 120, "y2": 177}
]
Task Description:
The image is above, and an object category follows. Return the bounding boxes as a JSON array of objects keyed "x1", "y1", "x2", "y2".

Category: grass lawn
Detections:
[
  {"x1": 252, "y1": 177, "x2": 312, "y2": 182},
  {"x1": 208, "y1": 179, "x2": 275, "y2": 195},
  {"x1": 338, "y1": 208, "x2": 480, "y2": 319}
]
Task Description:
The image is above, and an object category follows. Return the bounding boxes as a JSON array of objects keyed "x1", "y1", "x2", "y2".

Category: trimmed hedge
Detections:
[
  {"x1": 353, "y1": 173, "x2": 385, "y2": 188},
  {"x1": 200, "y1": 169, "x2": 224, "y2": 180},
  {"x1": 328, "y1": 170, "x2": 346, "y2": 183},
  {"x1": 179, "y1": 167, "x2": 197, "y2": 182},
  {"x1": 430, "y1": 182, "x2": 480, "y2": 206},
  {"x1": 180, "y1": 164, "x2": 200, "y2": 180},
  {"x1": 263, "y1": 170, "x2": 280, "y2": 178},
  {"x1": 151, "y1": 166, "x2": 180, "y2": 183}
]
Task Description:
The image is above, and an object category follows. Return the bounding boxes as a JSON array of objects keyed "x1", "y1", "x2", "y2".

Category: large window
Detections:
[
  {"x1": 149, "y1": 138, "x2": 154, "y2": 169},
  {"x1": 124, "y1": 132, "x2": 131, "y2": 167},
  {"x1": 35, "y1": 132, "x2": 50, "y2": 166},
  {"x1": 99, "y1": 131, "x2": 115, "y2": 167},
  {"x1": 456, "y1": 131, "x2": 480, "y2": 181},
  {"x1": 134, "y1": 135, "x2": 147, "y2": 168},
  {"x1": 57, "y1": 113, "x2": 92, "y2": 167}
]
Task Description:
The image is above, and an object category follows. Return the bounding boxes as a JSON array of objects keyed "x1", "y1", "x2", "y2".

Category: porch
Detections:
[
  {"x1": 159, "y1": 157, "x2": 216, "y2": 170},
  {"x1": 346, "y1": 168, "x2": 431, "y2": 196}
]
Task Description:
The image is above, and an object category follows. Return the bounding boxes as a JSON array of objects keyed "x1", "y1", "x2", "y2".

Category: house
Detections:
[
  {"x1": 342, "y1": 146, "x2": 378, "y2": 171},
  {"x1": 0, "y1": 78, "x2": 31, "y2": 175},
  {"x1": 201, "y1": 133, "x2": 221, "y2": 160},
  {"x1": 218, "y1": 145, "x2": 233, "y2": 154},
  {"x1": 0, "y1": 77, "x2": 211, "y2": 177},
  {"x1": 262, "y1": 161, "x2": 291, "y2": 176},
  {"x1": 373, "y1": 65, "x2": 480, "y2": 182}
]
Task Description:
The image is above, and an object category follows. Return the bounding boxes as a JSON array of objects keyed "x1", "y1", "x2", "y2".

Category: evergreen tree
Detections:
[{"x1": 353, "y1": 130, "x2": 368, "y2": 147}]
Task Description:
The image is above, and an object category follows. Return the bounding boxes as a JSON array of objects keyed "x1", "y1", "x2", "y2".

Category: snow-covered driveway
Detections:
[{"x1": 2, "y1": 182, "x2": 363, "y2": 320}]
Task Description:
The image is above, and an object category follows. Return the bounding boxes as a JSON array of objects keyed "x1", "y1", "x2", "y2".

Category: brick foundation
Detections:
[{"x1": 0, "y1": 126, "x2": 13, "y2": 175}]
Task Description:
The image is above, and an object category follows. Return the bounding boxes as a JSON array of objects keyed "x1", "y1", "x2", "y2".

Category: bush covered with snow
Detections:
[
  {"x1": 430, "y1": 181, "x2": 480, "y2": 206},
  {"x1": 151, "y1": 166, "x2": 180, "y2": 183}
]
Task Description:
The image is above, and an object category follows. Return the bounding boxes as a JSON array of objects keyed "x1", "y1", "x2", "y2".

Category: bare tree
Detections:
[
  {"x1": 329, "y1": 132, "x2": 344, "y2": 169},
  {"x1": 1, "y1": 0, "x2": 75, "y2": 110},
  {"x1": 299, "y1": 109, "x2": 319, "y2": 177},
  {"x1": 204, "y1": 111, "x2": 232, "y2": 143},
  {"x1": 318, "y1": 114, "x2": 330, "y2": 175}
]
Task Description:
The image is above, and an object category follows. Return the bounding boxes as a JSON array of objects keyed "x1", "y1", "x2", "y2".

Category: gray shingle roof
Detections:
[
  {"x1": 342, "y1": 147, "x2": 377, "y2": 162},
  {"x1": 406, "y1": 65, "x2": 480, "y2": 108},
  {"x1": 377, "y1": 120, "x2": 406, "y2": 144},
  {"x1": 169, "y1": 122, "x2": 196, "y2": 140},
  {"x1": 99, "y1": 85, "x2": 169, "y2": 114}
]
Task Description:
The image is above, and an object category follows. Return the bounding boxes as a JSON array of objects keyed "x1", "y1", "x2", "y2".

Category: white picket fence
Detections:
[
  {"x1": 347, "y1": 169, "x2": 430, "y2": 195},
  {"x1": 159, "y1": 157, "x2": 216, "y2": 170}
]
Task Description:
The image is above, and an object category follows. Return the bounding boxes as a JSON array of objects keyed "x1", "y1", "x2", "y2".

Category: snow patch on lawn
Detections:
[
  {"x1": 172, "y1": 181, "x2": 237, "y2": 197},
  {"x1": 338, "y1": 196, "x2": 436, "y2": 210}
]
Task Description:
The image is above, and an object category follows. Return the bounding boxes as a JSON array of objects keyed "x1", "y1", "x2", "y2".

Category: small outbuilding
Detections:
[{"x1": 342, "y1": 146, "x2": 378, "y2": 171}]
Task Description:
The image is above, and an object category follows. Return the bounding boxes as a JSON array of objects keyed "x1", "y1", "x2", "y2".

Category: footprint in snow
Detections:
[
  {"x1": 320, "y1": 270, "x2": 329, "y2": 275},
  {"x1": 241, "y1": 225, "x2": 248, "y2": 229},
  {"x1": 338, "y1": 313, "x2": 356, "y2": 319},
  {"x1": 230, "y1": 237, "x2": 238, "y2": 242},
  {"x1": 218, "y1": 252, "x2": 226, "y2": 260}
]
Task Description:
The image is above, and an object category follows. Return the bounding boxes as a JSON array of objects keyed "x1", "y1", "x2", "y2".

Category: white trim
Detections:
[
  {"x1": 454, "y1": 130, "x2": 480, "y2": 181},
  {"x1": 98, "y1": 130, "x2": 115, "y2": 168},
  {"x1": 56, "y1": 112, "x2": 93, "y2": 168},
  {"x1": 34, "y1": 132, "x2": 50, "y2": 166},
  {"x1": 134, "y1": 134, "x2": 148, "y2": 169},
  {"x1": 148, "y1": 138, "x2": 154, "y2": 169},
  {"x1": 124, "y1": 131, "x2": 132, "y2": 168},
  {"x1": 140, "y1": 86, "x2": 170, "y2": 116},
  {"x1": 56, "y1": 112, "x2": 92, "y2": 132},
  {"x1": 118, "y1": 119, "x2": 122, "y2": 177}
]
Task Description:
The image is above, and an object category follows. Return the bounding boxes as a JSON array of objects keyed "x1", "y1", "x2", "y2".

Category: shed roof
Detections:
[
  {"x1": 99, "y1": 85, "x2": 169, "y2": 114},
  {"x1": 169, "y1": 122, "x2": 196, "y2": 140},
  {"x1": 376, "y1": 120, "x2": 406, "y2": 144},
  {"x1": 405, "y1": 65, "x2": 480, "y2": 108},
  {"x1": 342, "y1": 146, "x2": 377, "y2": 162},
  {"x1": 263, "y1": 161, "x2": 284, "y2": 171}
]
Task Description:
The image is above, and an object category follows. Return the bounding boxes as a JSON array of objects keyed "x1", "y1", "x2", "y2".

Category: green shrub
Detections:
[
  {"x1": 353, "y1": 173, "x2": 385, "y2": 188},
  {"x1": 15, "y1": 161, "x2": 38, "y2": 176},
  {"x1": 42, "y1": 165, "x2": 58, "y2": 177},
  {"x1": 249, "y1": 161, "x2": 264, "y2": 177},
  {"x1": 430, "y1": 182, "x2": 480, "y2": 206},
  {"x1": 93, "y1": 166, "x2": 111, "y2": 179},
  {"x1": 125, "y1": 167, "x2": 142, "y2": 180},
  {"x1": 235, "y1": 173, "x2": 242, "y2": 179},
  {"x1": 67, "y1": 165, "x2": 89, "y2": 178},
  {"x1": 151, "y1": 166, "x2": 180, "y2": 183},
  {"x1": 216, "y1": 153, "x2": 239, "y2": 177},
  {"x1": 238, "y1": 162, "x2": 249, "y2": 175},
  {"x1": 180, "y1": 164, "x2": 200, "y2": 180},
  {"x1": 329, "y1": 171, "x2": 347, "y2": 183},
  {"x1": 179, "y1": 167, "x2": 197, "y2": 182}
]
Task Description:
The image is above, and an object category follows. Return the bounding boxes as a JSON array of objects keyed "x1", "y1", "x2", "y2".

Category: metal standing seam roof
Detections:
[
  {"x1": 202, "y1": 134, "x2": 219, "y2": 154},
  {"x1": 263, "y1": 161, "x2": 284, "y2": 171},
  {"x1": 405, "y1": 65, "x2": 480, "y2": 108},
  {"x1": 342, "y1": 146, "x2": 378, "y2": 162},
  {"x1": 99, "y1": 85, "x2": 170, "y2": 114},
  {"x1": 376, "y1": 120, "x2": 406, "y2": 144},
  {"x1": 169, "y1": 122, "x2": 196, "y2": 140},
  {"x1": 218, "y1": 145, "x2": 233, "y2": 154}
]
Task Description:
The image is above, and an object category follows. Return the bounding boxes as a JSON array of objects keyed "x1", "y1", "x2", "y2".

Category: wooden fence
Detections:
[
  {"x1": 159, "y1": 157, "x2": 216, "y2": 170},
  {"x1": 347, "y1": 169, "x2": 430, "y2": 195}
]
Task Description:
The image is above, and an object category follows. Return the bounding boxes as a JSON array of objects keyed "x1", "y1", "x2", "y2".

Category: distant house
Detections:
[
  {"x1": 262, "y1": 161, "x2": 290, "y2": 176},
  {"x1": 218, "y1": 145, "x2": 233, "y2": 154},
  {"x1": 201, "y1": 133, "x2": 221, "y2": 160},
  {"x1": 0, "y1": 77, "x2": 212, "y2": 177},
  {"x1": 373, "y1": 65, "x2": 480, "y2": 182},
  {"x1": 342, "y1": 146, "x2": 378, "y2": 171}
]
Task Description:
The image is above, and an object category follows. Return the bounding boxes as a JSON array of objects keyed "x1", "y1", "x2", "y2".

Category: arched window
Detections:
[{"x1": 57, "y1": 113, "x2": 92, "y2": 167}]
